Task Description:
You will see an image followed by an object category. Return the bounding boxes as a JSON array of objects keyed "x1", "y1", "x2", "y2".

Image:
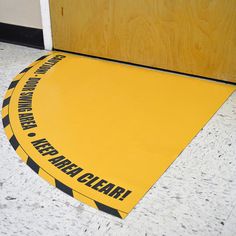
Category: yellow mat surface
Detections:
[{"x1": 2, "y1": 52, "x2": 235, "y2": 218}]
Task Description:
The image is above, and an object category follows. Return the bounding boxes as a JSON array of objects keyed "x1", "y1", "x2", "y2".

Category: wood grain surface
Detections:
[{"x1": 50, "y1": 0, "x2": 236, "y2": 83}]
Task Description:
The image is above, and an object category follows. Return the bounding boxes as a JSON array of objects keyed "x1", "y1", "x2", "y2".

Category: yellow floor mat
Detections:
[{"x1": 2, "y1": 52, "x2": 235, "y2": 218}]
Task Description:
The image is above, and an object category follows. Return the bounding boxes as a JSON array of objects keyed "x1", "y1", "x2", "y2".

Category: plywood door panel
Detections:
[{"x1": 50, "y1": 0, "x2": 236, "y2": 83}]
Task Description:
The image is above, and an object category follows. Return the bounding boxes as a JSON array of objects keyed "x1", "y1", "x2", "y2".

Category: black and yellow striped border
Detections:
[{"x1": 1, "y1": 53, "x2": 127, "y2": 219}]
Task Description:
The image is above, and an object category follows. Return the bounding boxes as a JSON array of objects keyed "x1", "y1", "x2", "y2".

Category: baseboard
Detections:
[{"x1": 0, "y1": 22, "x2": 44, "y2": 49}]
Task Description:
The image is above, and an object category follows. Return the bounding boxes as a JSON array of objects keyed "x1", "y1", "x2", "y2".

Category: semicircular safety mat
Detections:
[{"x1": 2, "y1": 52, "x2": 235, "y2": 218}]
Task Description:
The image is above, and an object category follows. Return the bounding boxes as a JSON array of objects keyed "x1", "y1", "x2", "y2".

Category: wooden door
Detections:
[{"x1": 50, "y1": 0, "x2": 236, "y2": 83}]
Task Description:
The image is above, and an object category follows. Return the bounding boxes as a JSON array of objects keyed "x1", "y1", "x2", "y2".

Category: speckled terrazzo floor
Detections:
[{"x1": 0, "y1": 42, "x2": 236, "y2": 236}]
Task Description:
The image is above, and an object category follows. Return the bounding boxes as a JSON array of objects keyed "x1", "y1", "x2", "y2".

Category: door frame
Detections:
[{"x1": 40, "y1": 0, "x2": 52, "y2": 50}]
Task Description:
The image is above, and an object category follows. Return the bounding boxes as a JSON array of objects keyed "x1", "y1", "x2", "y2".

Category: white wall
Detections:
[{"x1": 0, "y1": 0, "x2": 42, "y2": 29}]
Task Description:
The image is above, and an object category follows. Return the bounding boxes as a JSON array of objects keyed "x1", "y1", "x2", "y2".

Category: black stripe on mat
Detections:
[
  {"x1": 20, "y1": 66, "x2": 32, "y2": 74},
  {"x1": 95, "y1": 201, "x2": 122, "y2": 218},
  {"x1": 2, "y1": 115, "x2": 10, "y2": 127},
  {"x1": 8, "y1": 80, "x2": 19, "y2": 89},
  {"x1": 36, "y1": 55, "x2": 48, "y2": 61},
  {"x1": 9, "y1": 135, "x2": 19, "y2": 150},
  {"x1": 2, "y1": 96, "x2": 11, "y2": 108},
  {"x1": 55, "y1": 179, "x2": 73, "y2": 197},
  {"x1": 27, "y1": 157, "x2": 40, "y2": 173}
]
